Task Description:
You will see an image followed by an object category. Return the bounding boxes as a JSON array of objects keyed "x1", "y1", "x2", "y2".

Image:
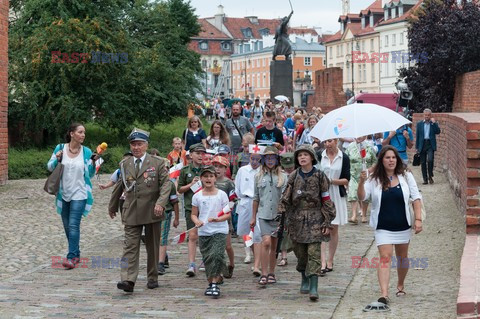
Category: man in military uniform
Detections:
[
  {"x1": 177, "y1": 143, "x2": 206, "y2": 277},
  {"x1": 109, "y1": 128, "x2": 170, "y2": 293}
]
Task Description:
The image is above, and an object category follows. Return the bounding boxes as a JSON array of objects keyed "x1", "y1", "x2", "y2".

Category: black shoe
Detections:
[
  {"x1": 147, "y1": 280, "x2": 159, "y2": 289},
  {"x1": 164, "y1": 255, "x2": 169, "y2": 268},
  {"x1": 140, "y1": 235, "x2": 146, "y2": 244},
  {"x1": 158, "y1": 263, "x2": 166, "y2": 275},
  {"x1": 117, "y1": 281, "x2": 135, "y2": 292},
  {"x1": 429, "y1": 177, "x2": 434, "y2": 184},
  {"x1": 422, "y1": 180, "x2": 428, "y2": 185}
]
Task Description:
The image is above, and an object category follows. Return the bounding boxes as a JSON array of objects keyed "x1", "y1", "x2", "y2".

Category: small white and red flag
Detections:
[
  {"x1": 228, "y1": 190, "x2": 237, "y2": 202},
  {"x1": 190, "y1": 180, "x2": 203, "y2": 194},
  {"x1": 243, "y1": 229, "x2": 254, "y2": 247},
  {"x1": 217, "y1": 202, "x2": 235, "y2": 217},
  {"x1": 169, "y1": 162, "x2": 183, "y2": 179},
  {"x1": 170, "y1": 232, "x2": 187, "y2": 245},
  {"x1": 95, "y1": 158, "x2": 104, "y2": 174}
]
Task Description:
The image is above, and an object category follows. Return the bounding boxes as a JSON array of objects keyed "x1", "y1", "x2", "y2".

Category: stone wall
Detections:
[{"x1": 307, "y1": 67, "x2": 346, "y2": 114}]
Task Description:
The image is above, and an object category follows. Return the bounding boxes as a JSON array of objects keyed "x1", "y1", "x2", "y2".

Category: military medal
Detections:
[
  {"x1": 297, "y1": 190, "x2": 302, "y2": 195},
  {"x1": 188, "y1": 173, "x2": 192, "y2": 178}
]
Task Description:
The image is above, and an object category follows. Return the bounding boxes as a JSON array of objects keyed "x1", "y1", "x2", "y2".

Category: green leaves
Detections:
[
  {"x1": 400, "y1": 0, "x2": 480, "y2": 113},
  {"x1": 9, "y1": 0, "x2": 201, "y2": 146}
]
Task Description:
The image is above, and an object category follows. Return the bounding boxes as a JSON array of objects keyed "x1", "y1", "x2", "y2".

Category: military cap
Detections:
[
  {"x1": 200, "y1": 165, "x2": 216, "y2": 176},
  {"x1": 128, "y1": 128, "x2": 150, "y2": 142},
  {"x1": 294, "y1": 144, "x2": 318, "y2": 167},
  {"x1": 212, "y1": 155, "x2": 229, "y2": 167},
  {"x1": 280, "y1": 152, "x2": 295, "y2": 168},
  {"x1": 217, "y1": 144, "x2": 231, "y2": 155},
  {"x1": 189, "y1": 143, "x2": 206, "y2": 153}
]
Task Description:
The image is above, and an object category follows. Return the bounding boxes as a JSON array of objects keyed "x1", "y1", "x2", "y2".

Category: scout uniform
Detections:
[
  {"x1": 177, "y1": 143, "x2": 205, "y2": 230},
  {"x1": 109, "y1": 128, "x2": 171, "y2": 292},
  {"x1": 278, "y1": 152, "x2": 295, "y2": 255},
  {"x1": 277, "y1": 145, "x2": 336, "y2": 301}
]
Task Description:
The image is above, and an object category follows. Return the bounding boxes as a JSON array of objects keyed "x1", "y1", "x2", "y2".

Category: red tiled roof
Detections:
[
  {"x1": 377, "y1": 0, "x2": 423, "y2": 26},
  {"x1": 193, "y1": 19, "x2": 230, "y2": 39},
  {"x1": 324, "y1": 31, "x2": 342, "y2": 43},
  {"x1": 347, "y1": 13, "x2": 361, "y2": 20},
  {"x1": 188, "y1": 40, "x2": 232, "y2": 56},
  {"x1": 367, "y1": 0, "x2": 384, "y2": 11},
  {"x1": 221, "y1": 17, "x2": 279, "y2": 39}
]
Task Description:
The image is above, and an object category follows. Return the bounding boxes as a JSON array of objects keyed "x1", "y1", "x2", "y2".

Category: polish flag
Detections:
[
  {"x1": 217, "y1": 202, "x2": 235, "y2": 217},
  {"x1": 228, "y1": 190, "x2": 237, "y2": 202},
  {"x1": 95, "y1": 158, "x2": 104, "y2": 174},
  {"x1": 170, "y1": 232, "x2": 187, "y2": 245},
  {"x1": 190, "y1": 180, "x2": 203, "y2": 194},
  {"x1": 243, "y1": 229, "x2": 254, "y2": 247},
  {"x1": 321, "y1": 191, "x2": 331, "y2": 202},
  {"x1": 169, "y1": 162, "x2": 183, "y2": 179}
]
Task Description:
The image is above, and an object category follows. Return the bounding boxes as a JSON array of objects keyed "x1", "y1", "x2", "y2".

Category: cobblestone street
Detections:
[{"x1": 0, "y1": 167, "x2": 464, "y2": 318}]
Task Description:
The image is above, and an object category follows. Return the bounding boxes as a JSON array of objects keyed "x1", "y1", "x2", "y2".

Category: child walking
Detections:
[
  {"x1": 250, "y1": 146, "x2": 287, "y2": 285},
  {"x1": 213, "y1": 155, "x2": 236, "y2": 279},
  {"x1": 191, "y1": 166, "x2": 230, "y2": 298},
  {"x1": 277, "y1": 145, "x2": 336, "y2": 301}
]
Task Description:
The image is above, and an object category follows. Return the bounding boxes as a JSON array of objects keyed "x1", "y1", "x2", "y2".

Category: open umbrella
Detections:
[
  {"x1": 225, "y1": 98, "x2": 245, "y2": 107},
  {"x1": 274, "y1": 95, "x2": 289, "y2": 102},
  {"x1": 310, "y1": 103, "x2": 411, "y2": 142}
]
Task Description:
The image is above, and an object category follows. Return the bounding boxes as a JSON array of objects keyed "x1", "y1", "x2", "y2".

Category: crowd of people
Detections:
[{"x1": 47, "y1": 103, "x2": 439, "y2": 311}]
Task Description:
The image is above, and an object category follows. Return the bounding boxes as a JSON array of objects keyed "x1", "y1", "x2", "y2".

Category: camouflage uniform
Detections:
[{"x1": 278, "y1": 167, "x2": 336, "y2": 276}]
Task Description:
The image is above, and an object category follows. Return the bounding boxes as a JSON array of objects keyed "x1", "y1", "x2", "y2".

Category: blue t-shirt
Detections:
[
  {"x1": 284, "y1": 118, "x2": 295, "y2": 135},
  {"x1": 184, "y1": 128, "x2": 207, "y2": 151},
  {"x1": 243, "y1": 108, "x2": 251, "y2": 119},
  {"x1": 383, "y1": 126, "x2": 413, "y2": 161}
]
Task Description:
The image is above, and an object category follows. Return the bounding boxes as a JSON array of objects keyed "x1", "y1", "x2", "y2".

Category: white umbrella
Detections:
[
  {"x1": 310, "y1": 103, "x2": 411, "y2": 142},
  {"x1": 274, "y1": 95, "x2": 289, "y2": 102}
]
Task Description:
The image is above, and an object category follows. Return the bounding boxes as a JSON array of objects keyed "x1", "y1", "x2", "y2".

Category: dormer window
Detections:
[
  {"x1": 241, "y1": 27, "x2": 253, "y2": 38},
  {"x1": 361, "y1": 17, "x2": 365, "y2": 28},
  {"x1": 199, "y1": 41, "x2": 208, "y2": 50},
  {"x1": 259, "y1": 28, "x2": 270, "y2": 37},
  {"x1": 221, "y1": 41, "x2": 231, "y2": 51},
  {"x1": 370, "y1": 15, "x2": 374, "y2": 27}
]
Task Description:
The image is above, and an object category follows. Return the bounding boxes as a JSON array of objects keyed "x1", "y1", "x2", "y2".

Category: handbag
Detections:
[
  {"x1": 44, "y1": 145, "x2": 64, "y2": 195},
  {"x1": 413, "y1": 153, "x2": 421, "y2": 166}
]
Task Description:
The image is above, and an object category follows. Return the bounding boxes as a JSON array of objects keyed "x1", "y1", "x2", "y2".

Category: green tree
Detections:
[
  {"x1": 399, "y1": 0, "x2": 480, "y2": 113},
  {"x1": 9, "y1": 0, "x2": 201, "y2": 145}
]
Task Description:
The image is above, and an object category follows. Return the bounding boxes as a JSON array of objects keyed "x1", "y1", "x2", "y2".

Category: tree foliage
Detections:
[
  {"x1": 399, "y1": 0, "x2": 480, "y2": 113},
  {"x1": 9, "y1": 0, "x2": 201, "y2": 145}
]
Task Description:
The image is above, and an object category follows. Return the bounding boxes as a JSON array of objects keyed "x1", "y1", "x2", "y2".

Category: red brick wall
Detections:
[
  {"x1": 0, "y1": 1, "x2": 8, "y2": 185},
  {"x1": 452, "y1": 70, "x2": 480, "y2": 112},
  {"x1": 307, "y1": 67, "x2": 347, "y2": 114}
]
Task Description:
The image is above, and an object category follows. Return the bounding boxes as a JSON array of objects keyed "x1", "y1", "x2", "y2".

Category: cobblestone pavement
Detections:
[{"x1": 0, "y1": 167, "x2": 464, "y2": 318}]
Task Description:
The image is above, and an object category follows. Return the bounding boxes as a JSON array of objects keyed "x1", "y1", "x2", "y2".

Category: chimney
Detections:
[{"x1": 214, "y1": 5, "x2": 225, "y2": 30}]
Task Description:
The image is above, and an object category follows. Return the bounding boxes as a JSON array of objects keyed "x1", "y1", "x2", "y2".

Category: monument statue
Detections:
[{"x1": 272, "y1": 10, "x2": 293, "y2": 60}]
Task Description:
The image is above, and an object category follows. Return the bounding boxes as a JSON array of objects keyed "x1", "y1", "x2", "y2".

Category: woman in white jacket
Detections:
[{"x1": 357, "y1": 145, "x2": 423, "y2": 310}]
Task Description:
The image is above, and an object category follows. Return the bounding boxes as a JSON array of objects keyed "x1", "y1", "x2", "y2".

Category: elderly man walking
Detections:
[
  {"x1": 109, "y1": 128, "x2": 171, "y2": 293},
  {"x1": 416, "y1": 109, "x2": 441, "y2": 184}
]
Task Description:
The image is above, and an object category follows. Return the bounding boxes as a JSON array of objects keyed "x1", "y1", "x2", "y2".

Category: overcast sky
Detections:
[{"x1": 189, "y1": 0, "x2": 375, "y2": 34}]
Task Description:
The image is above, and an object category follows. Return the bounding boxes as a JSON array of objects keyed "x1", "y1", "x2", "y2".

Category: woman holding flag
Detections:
[{"x1": 191, "y1": 166, "x2": 231, "y2": 298}]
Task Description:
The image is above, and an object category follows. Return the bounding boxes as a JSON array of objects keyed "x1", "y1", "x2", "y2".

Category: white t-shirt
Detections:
[
  {"x1": 192, "y1": 189, "x2": 229, "y2": 236},
  {"x1": 61, "y1": 145, "x2": 87, "y2": 201}
]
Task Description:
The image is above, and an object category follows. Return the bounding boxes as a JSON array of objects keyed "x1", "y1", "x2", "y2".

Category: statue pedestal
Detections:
[{"x1": 270, "y1": 60, "x2": 293, "y2": 104}]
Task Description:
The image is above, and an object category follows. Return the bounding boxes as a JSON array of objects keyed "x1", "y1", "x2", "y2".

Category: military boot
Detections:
[
  {"x1": 300, "y1": 271, "x2": 309, "y2": 294},
  {"x1": 309, "y1": 275, "x2": 319, "y2": 301}
]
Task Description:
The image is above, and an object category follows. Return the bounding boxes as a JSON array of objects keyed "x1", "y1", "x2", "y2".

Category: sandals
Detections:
[
  {"x1": 210, "y1": 284, "x2": 220, "y2": 298},
  {"x1": 320, "y1": 268, "x2": 327, "y2": 277},
  {"x1": 252, "y1": 269, "x2": 261, "y2": 277},
  {"x1": 396, "y1": 289, "x2": 406, "y2": 297},
  {"x1": 348, "y1": 218, "x2": 358, "y2": 224},
  {"x1": 363, "y1": 301, "x2": 390, "y2": 312},
  {"x1": 258, "y1": 275, "x2": 267, "y2": 286},
  {"x1": 267, "y1": 273, "x2": 277, "y2": 284},
  {"x1": 361, "y1": 217, "x2": 368, "y2": 223},
  {"x1": 277, "y1": 258, "x2": 288, "y2": 266}
]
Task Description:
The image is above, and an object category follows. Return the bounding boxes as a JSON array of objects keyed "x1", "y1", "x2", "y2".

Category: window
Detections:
[
  {"x1": 199, "y1": 41, "x2": 208, "y2": 50},
  {"x1": 361, "y1": 40, "x2": 365, "y2": 52},
  {"x1": 370, "y1": 39, "x2": 374, "y2": 52},
  {"x1": 392, "y1": 34, "x2": 396, "y2": 46},
  {"x1": 201, "y1": 59, "x2": 207, "y2": 68},
  {"x1": 346, "y1": 62, "x2": 351, "y2": 82},
  {"x1": 400, "y1": 32, "x2": 404, "y2": 45},
  {"x1": 241, "y1": 27, "x2": 253, "y2": 38},
  {"x1": 336, "y1": 45, "x2": 339, "y2": 57},
  {"x1": 329, "y1": 47, "x2": 333, "y2": 58},
  {"x1": 384, "y1": 35, "x2": 389, "y2": 47},
  {"x1": 304, "y1": 57, "x2": 312, "y2": 66},
  {"x1": 257, "y1": 74, "x2": 260, "y2": 88},
  {"x1": 371, "y1": 64, "x2": 375, "y2": 82},
  {"x1": 221, "y1": 42, "x2": 231, "y2": 51},
  {"x1": 262, "y1": 58, "x2": 265, "y2": 67},
  {"x1": 363, "y1": 64, "x2": 366, "y2": 83},
  {"x1": 262, "y1": 72, "x2": 266, "y2": 87},
  {"x1": 259, "y1": 28, "x2": 270, "y2": 36}
]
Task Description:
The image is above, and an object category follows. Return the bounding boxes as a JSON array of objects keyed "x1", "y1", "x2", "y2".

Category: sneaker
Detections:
[
  {"x1": 158, "y1": 262, "x2": 165, "y2": 275},
  {"x1": 186, "y1": 265, "x2": 196, "y2": 277},
  {"x1": 199, "y1": 261, "x2": 205, "y2": 272},
  {"x1": 164, "y1": 255, "x2": 169, "y2": 268},
  {"x1": 244, "y1": 255, "x2": 252, "y2": 264}
]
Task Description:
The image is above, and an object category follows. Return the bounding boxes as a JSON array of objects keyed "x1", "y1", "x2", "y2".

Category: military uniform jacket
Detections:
[
  {"x1": 278, "y1": 168, "x2": 336, "y2": 243},
  {"x1": 109, "y1": 154, "x2": 170, "y2": 226},
  {"x1": 177, "y1": 164, "x2": 202, "y2": 212}
]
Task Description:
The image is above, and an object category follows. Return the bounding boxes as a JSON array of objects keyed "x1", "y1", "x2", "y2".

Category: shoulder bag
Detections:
[{"x1": 44, "y1": 144, "x2": 64, "y2": 195}]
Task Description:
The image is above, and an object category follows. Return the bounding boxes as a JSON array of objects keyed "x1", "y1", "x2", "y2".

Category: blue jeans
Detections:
[{"x1": 61, "y1": 199, "x2": 86, "y2": 260}]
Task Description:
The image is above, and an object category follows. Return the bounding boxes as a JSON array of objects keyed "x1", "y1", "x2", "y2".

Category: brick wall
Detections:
[
  {"x1": 452, "y1": 70, "x2": 480, "y2": 112},
  {"x1": 0, "y1": 1, "x2": 8, "y2": 185},
  {"x1": 307, "y1": 67, "x2": 347, "y2": 114}
]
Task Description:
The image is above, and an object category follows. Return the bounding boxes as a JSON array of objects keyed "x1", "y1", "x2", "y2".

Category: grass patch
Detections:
[{"x1": 9, "y1": 117, "x2": 193, "y2": 179}]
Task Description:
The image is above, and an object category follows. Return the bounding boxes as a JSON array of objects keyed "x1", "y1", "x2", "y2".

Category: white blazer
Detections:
[{"x1": 361, "y1": 172, "x2": 422, "y2": 229}]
